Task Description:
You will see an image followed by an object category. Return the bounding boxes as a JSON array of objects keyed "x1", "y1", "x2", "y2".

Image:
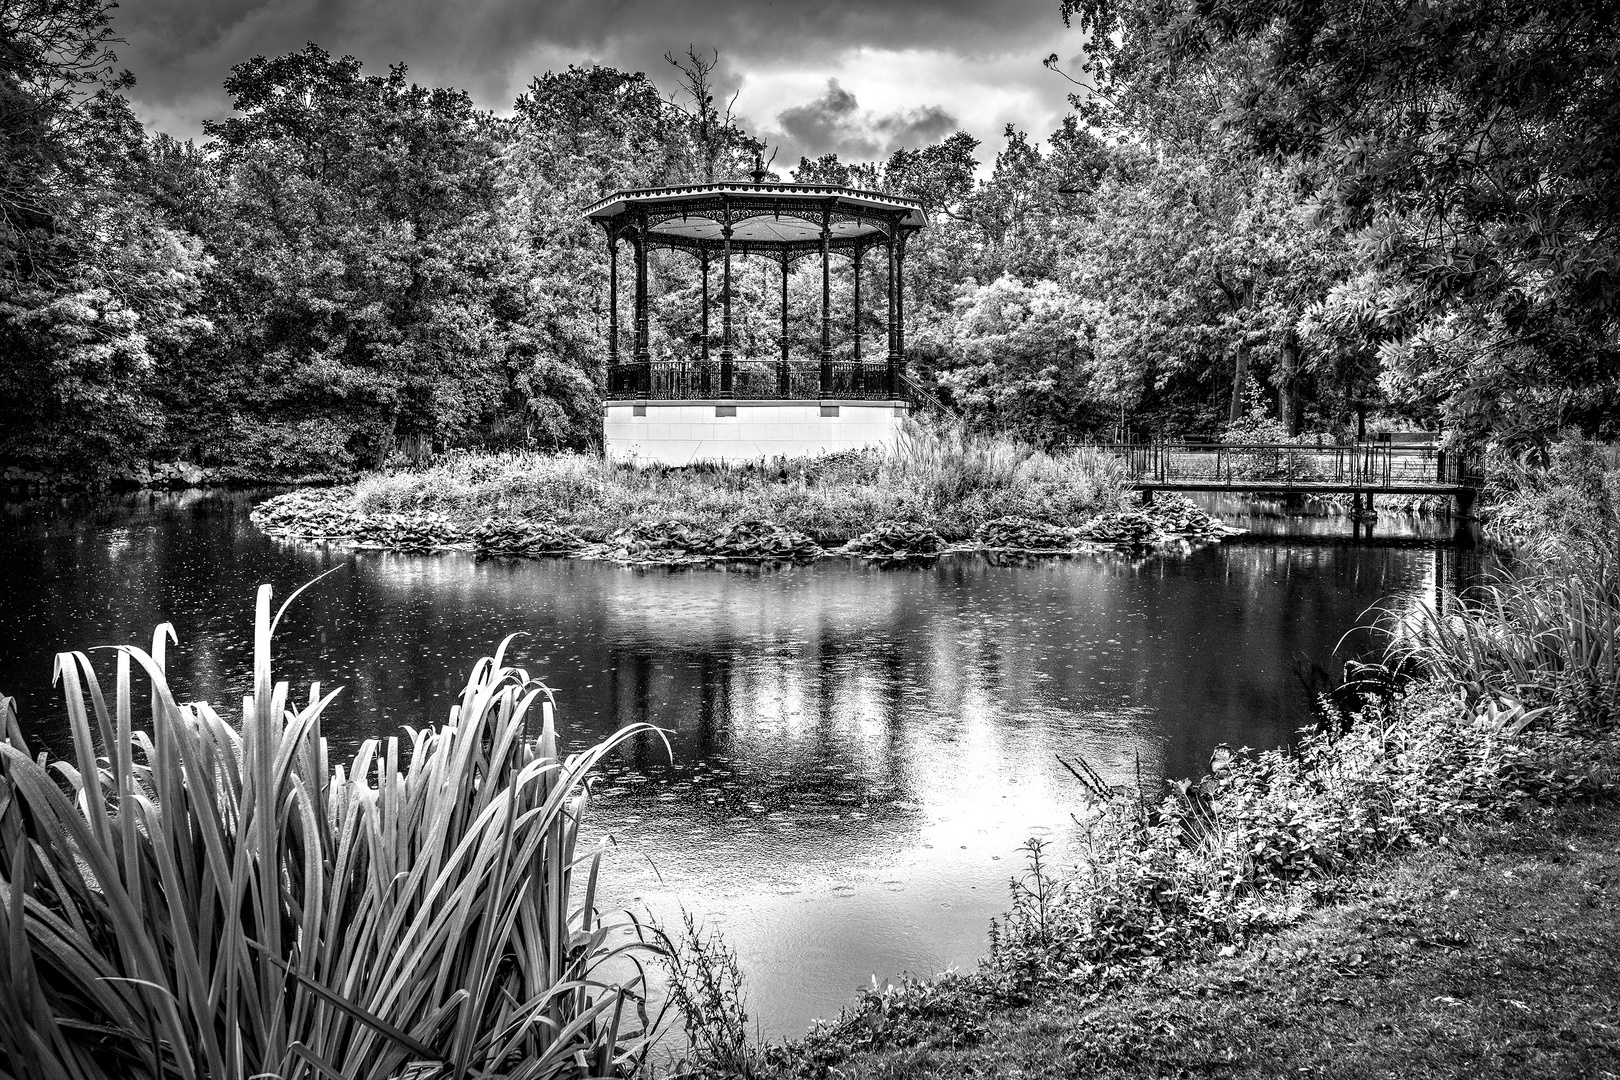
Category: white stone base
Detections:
[{"x1": 604, "y1": 399, "x2": 909, "y2": 465}]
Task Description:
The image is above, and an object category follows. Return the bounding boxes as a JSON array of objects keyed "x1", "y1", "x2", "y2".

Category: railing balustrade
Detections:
[
  {"x1": 1086, "y1": 441, "x2": 1482, "y2": 490},
  {"x1": 608, "y1": 360, "x2": 904, "y2": 401}
]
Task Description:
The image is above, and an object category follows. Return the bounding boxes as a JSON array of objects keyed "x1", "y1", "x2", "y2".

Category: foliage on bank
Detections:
[
  {"x1": 690, "y1": 448, "x2": 1620, "y2": 1079},
  {"x1": 763, "y1": 686, "x2": 1620, "y2": 1079},
  {"x1": 0, "y1": 587, "x2": 662, "y2": 1080}
]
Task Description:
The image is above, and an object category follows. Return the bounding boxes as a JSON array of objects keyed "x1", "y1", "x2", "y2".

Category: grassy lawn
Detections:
[{"x1": 791, "y1": 804, "x2": 1620, "y2": 1080}]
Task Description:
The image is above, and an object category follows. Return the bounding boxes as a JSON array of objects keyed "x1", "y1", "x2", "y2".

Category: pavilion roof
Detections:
[{"x1": 584, "y1": 182, "x2": 926, "y2": 252}]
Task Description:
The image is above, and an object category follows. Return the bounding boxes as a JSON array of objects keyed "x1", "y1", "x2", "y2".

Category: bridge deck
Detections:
[
  {"x1": 1093, "y1": 442, "x2": 1483, "y2": 496},
  {"x1": 1137, "y1": 478, "x2": 1475, "y2": 495}
]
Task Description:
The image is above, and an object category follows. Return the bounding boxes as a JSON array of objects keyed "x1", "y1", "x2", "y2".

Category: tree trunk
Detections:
[
  {"x1": 1228, "y1": 345, "x2": 1248, "y2": 424},
  {"x1": 1278, "y1": 334, "x2": 1300, "y2": 435}
]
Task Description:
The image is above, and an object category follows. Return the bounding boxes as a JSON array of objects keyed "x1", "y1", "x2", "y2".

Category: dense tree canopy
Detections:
[
  {"x1": 1060, "y1": 0, "x2": 1620, "y2": 445},
  {"x1": 1, "y1": 0, "x2": 1612, "y2": 478}
]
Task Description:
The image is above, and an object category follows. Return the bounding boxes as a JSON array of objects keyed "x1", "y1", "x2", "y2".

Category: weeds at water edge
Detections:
[{"x1": 658, "y1": 910, "x2": 759, "y2": 1079}]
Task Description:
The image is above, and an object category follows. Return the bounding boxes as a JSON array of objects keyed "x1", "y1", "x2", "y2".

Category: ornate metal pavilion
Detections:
[{"x1": 584, "y1": 180, "x2": 926, "y2": 402}]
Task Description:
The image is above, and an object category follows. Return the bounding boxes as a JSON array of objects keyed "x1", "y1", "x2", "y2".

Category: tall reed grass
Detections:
[
  {"x1": 0, "y1": 585, "x2": 662, "y2": 1080},
  {"x1": 1382, "y1": 551, "x2": 1620, "y2": 729},
  {"x1": 1383, "y1": 439, "x2": 1620, "y2": 730},
  {"x1": 351, "y1": 420, "x2": 1131, "y2": 543}
]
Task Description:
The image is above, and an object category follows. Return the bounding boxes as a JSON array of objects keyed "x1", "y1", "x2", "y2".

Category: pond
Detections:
[{"x1": 0, "y1": 490, "x2": 1478, "y2": 1038}]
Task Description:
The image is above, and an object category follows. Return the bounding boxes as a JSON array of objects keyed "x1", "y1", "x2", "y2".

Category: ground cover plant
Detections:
[
  {"x1": 0, "y1": 586, "x2": 663, "y2": 1080},
  {"x1": 346, "y1": 423, "x2": 1132, "y2": 545}
]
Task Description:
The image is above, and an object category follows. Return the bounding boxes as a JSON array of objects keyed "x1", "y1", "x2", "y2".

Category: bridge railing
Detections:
[{"x1": 1089, "y1": 442, "x2": 1482, "y2": 490}]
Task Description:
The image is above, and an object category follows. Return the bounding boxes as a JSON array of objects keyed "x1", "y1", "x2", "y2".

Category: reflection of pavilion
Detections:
[
  {"x1": 595, "y1": 564, "x2": 906, "y2": 646},
  {"x1": 585, "y1": 174, "x2": 926, "y2": 464}
]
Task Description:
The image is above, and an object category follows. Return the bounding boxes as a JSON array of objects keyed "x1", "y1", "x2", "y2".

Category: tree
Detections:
[
  {"x1": 662, "y1": 46, "x2": 763, "y2": 184},
  {"x1": 790, "y1": 152, "x2": 878, "y2": 189},
  {"x1": 1063, "y1": 156, "x2": 1355, "y2": 435},
  {"x1": 200, "y1": 45, "x2": 512, "y2": 471},
  {"x1": 515, "y1": 64, "x2": 680, "y2": 191},
  {"x1": 882, "y1": 131, "x2": 980, "y2": 220},
  {"x1": 934, "y1": 275, "x2": 1104, "y2": 445},
  {"x1": 501, "y1": 64, "x2": 696, "y2": 450},
  {"x1": 0, "y1": 0, "x2": 130, "y2": 282},
  {"x1": 1060, "y1": 0, "x2": 1620, "y2": 444},
  {"x1": 964, "y1": 123, "x2": 1108, "y2": 282},
  {"x1": 0, "y1": 0, "x2": 214, "y2": 473}
]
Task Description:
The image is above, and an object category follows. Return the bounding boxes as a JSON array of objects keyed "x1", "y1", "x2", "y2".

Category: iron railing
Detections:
[
  {"x1": 608, "y1": 360, "x2": 905, "y2": 400},
  {"x1": 1091, "y1": 442, "x2": 1484, "y2": 490}
]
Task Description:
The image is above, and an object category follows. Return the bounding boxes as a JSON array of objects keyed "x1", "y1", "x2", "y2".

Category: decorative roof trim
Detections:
[{"x1": 584, "y1": 182, "x2": 926, "y2": 228}]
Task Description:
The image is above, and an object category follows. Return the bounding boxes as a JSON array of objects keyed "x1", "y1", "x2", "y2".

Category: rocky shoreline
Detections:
[{"x1": 249, "y1": 488, "x2": 1243, "y2": 564}]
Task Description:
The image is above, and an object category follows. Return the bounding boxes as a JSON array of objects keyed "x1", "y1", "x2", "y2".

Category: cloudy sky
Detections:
[{"x1": 112, "y1": 0, "x2": 1088, "y2": 171}]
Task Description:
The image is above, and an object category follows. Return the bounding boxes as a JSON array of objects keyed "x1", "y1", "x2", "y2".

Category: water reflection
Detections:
[{"x1": 0, "y1": 489, "x2": 1470, "y2": 1035}]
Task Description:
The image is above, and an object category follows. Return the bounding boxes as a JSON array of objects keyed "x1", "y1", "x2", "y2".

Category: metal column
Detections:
[
  {"x1": 607, "y1": 236, "x2": 618, "y2": 395},
  {"x1": 886, "y1": 234, "x2": 899, "y2": 398},
  {"x1": 820, "y1": 209, "x2": 832, "y2": 396},
  {"x1": 633, "y1": 212, "x2": 649, "y2": 398},
  {"x1": 720, "y1": 220, "x2": 734, "y2": 395},
  {"x1": 779, "y1": 253, "x2": 790, "y2": 396},
  {"x1": 700, "y1": 251, "x2": 710, "y2": 361}
]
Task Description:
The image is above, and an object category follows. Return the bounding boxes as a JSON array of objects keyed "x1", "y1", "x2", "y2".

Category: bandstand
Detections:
[{"x1": 585, "y1": 176, "x2": 926, "y2": 464}]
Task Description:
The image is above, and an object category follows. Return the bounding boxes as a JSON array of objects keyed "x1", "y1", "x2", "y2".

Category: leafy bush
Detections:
[
  {"x1": 217, "y1": 415, "x2": 368, "y2": 480},
  {"x1": 982, "y1": 683, "x2": 1620, "y2": 998},
  {"x1": 1485, "y1": 435, "x2": 1620, "y2": 561},
  {"x1": 0, "y1": 586, "x2": 663, "y2": 1080},
  {"x1": 1217, "y1": 388, "x2": 1316, "y2": 480}
]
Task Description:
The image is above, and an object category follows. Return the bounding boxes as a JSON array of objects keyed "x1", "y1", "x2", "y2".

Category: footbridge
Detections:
[{"x1": 1094, "y1": 440, "x2": 1485, "y2": 513}]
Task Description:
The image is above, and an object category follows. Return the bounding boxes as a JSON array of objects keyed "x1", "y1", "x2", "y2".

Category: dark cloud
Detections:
[
  {"x1": 769, "y1": 80, "x2": 958, "y2": 163},
  {"x1": 111, "y1": 0, "x2": 1074, "y2": 140},
  {"x1": 775, "y1": 80, "x2": 865, "y2": 155},
  {"x1": 874, "y1": 104, "x2": 958, "y2": 149}
]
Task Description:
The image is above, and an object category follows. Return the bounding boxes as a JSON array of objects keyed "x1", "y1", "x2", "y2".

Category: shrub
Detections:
[
  {"x1": 659, "y1": 911, "x2": 758, "y2": 1079},
  {"x1": 1485, "y1": 435, "x2": 1620, "y2": 561},
  {"x1": 1218, "y1": 391, "x2": 1316, "y2": 480}
]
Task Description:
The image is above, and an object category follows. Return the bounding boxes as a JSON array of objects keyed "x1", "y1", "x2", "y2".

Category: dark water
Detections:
[{"x1": 0, "y1": 490, "x2": 1476, "y2": 1036}]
